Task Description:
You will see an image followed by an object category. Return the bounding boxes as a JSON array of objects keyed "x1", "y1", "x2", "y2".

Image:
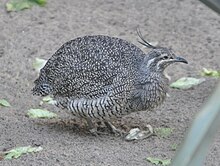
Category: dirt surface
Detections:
[{"x1": 0, "y1": 0, "x2": 220, "y2": 165}]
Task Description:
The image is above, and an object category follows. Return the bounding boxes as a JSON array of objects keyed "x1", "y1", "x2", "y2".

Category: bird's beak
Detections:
[{"x1": 174, "y1": 56, "x2": 188, "y2": 64}]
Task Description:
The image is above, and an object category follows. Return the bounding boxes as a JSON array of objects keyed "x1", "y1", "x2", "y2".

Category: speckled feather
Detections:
[{"x1": 33, "y1": 35, "x2": 172, "y2": 120}]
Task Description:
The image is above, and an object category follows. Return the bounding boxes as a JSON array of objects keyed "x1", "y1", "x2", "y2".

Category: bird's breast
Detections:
[{"x1": 130, "y1": 79, "x2": 168, "y2": 112}]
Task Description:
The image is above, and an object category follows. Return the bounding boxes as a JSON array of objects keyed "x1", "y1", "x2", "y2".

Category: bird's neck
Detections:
[{"x1": 141, "y1": 71, "x2": 169, "y2": 85}]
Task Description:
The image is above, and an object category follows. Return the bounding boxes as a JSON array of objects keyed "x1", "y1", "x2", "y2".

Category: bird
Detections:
[{"x1": 32, "y1": 29, "x2": 188, "y2": 135}]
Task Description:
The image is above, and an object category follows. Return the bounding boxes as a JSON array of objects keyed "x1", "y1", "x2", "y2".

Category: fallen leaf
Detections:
[
  {"x1": 42, "y1": 96, "x2": 56, "y2": 105},
  {"x1": 154, "y1": 127, "x2": 173, "y2": 138},
  {"x1": 35, "y1": 0, "x2": 46, "y2": 5},
  {"x1": 201, "y1": 68, "x2": 220, "y2": 77},
  {"x1": 4, "y1": 146, "x2": 43, "y2": 160},
  {"x1": 33, "y1": 58, "x2": 47, "y2": 72},
  {"x1": 6, "y1": 0, "x2": 46, "y2": 12},
  {"x1": 0, "y1": 99, "x2": 11, "y2": 107},
  {"x1": 27, "y1": 108, "x2": 57, "y2": 119},
  {"x1": 146, "y1": 157, "x2": 171, "y2": 166},
  {"x1": 125, "y1": 126, "x2": 154, "y2": 141},
  {"x1": 170, "y1": 77, "x2": 205, "y2": 90}
]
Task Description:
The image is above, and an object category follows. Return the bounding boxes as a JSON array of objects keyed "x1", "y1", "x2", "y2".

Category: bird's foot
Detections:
[
  {"x1": 88, "y1": 128, "x2": 99, "y2": 136},
  {"x1": 104, "y1": 121, "x2": 126, "y2": 136},
  {"x1": 86, "y1": 118, "x2": 125, "y2": 136},
  {"x1": 86, "y1": 118, "x2": 108, "y2": 136}
]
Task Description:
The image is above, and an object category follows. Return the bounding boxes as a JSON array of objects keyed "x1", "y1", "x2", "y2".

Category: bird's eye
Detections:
[{"x1": 163, "y1": 56, "x2": 168, "y2": 59}]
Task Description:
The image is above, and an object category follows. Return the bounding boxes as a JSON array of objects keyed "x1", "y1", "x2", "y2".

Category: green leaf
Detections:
[
  {"x1": 154, "y1": 127, "x2": 173, "y2": 138},
  {"x1": 33, "y1": 58, "x2": 47, "y2": 72},
  {"x1": 170, "y1": 77, "x2": 205, "y2": 90},
  {"x1": 146, "y1": 157, "x2": 171, "y2": 166},
  {"x1": 201, "y1": 68, "x2": 220, "y2": 77},
  {"x1": 0, "y1": 99, "x2": 11, "y2": 107},
  {"x1": 6, "y1": 0, "x2": 46, "y2": 12},
  {"x1": 6, "y1": 0, "x2": 32, "y2": 11},
  {"x1": 42, "y1": 96, "x2": 56, "y2": 105},
  {"x1": 4, "y1": 146, "x2": 43, "y2": 160},
  {"x1": 27, "y1": 108, "x2": 57, "y2": 119},
  {"x1": 32, "y1": 0, "x2": 47, "y2": 6}
]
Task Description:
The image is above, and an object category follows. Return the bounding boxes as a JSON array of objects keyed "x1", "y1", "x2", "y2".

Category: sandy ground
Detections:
[{"x1": 0, "y1": 0, "x2": 220, "y2": 165}]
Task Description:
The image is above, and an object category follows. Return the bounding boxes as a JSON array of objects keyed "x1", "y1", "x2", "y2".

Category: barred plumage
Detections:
[{"x1": 33, "y1": 33, "x2": 187, "y2": 134}]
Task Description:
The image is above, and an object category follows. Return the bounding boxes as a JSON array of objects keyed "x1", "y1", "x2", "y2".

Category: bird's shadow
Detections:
[
  {"x1": 29, "y1": 116, "x2": 150, "y2": 139},
  {"x1": 31, "y1": 118, "x2": 119, "y2": 138}
]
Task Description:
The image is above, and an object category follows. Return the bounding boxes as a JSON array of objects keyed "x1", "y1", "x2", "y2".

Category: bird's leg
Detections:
[
  {"x1": 86, "y1": 118, "x2": 110, "y2": 136},
  {"x1": 104, "y1": 121, "x2": 125, "y2": 136},
  {"x1": 86, "y1": 118, "x2": 99, "y2": 136},
  {"x1": 86, "y1": 118, "x2": 125, "y2": 136}
]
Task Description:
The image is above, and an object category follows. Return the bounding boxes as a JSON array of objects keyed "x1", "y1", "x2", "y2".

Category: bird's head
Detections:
[{"x1": 137, "y1": 29, "x2": 188, "y2": 73}]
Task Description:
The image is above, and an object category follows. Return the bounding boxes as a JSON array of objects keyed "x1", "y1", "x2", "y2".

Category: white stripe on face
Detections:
[{"x1": 146, "y1": 58, "x2": 156, "y2": 68}]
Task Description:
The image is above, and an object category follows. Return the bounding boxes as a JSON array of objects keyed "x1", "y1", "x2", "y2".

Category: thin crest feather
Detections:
[{"x1": 136, "y1": 27, "x2": 156, "y2": 49}]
